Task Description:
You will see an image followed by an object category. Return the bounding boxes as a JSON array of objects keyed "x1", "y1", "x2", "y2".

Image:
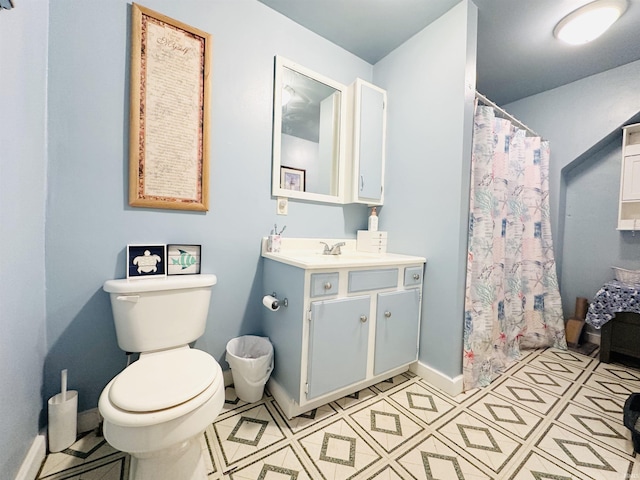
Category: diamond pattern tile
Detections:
[
  {"x1": 511, "y1": 364, "x2": 573, "y2": 396},
  {"x1": 468, "y1": 392, "x2": 544, "y2": 440},
  {"x1": 349, "y1": 399, "x2": 425, "y2": 453},
  {"x1": 536, "y1": 424, "x2": 635, "y2": 479},
  {"x1": 539, "y1": 348, "x2": 595, "y2": 369},
  {"x1": 509, "y1": 451, "x2": 580, "y2": 479},
  {"x1": 527, "y1": 356, "x2": 586, "y2": 381},
  {"x1": 437, "y1": 411, "x2": 522, "y2": 473},
  {"x1": 594, "y1": 363, "x2": 640, "y2": 387},
  {"x1": 298, "y1": 418, "x2": 382, "y2": 479},
  {"x1": 492, "y1": 377, "x2": 561, "y2": 415},
  {"x1": 389, "y1": 381, "x2": 456, "y2": 424},
  {"x1": 396, "y1": 435, "x2": 492, "y2": 480},
  {"x1": 36, "y1": 346, "x2": 640, "y2": 480},
  {"x1": 227, "y1": 445, "x2": 315, "y2": 480},
  {"x1": 585, "y1": 372, "x2": 638, "y2": 398},
  {"x1": 554, "y1": 402, "x2": 632, "y2": 455},
  {"x1": 213, "y1": 403, "x2": 286, "y2": 469},
  {"x1": 571, "y1": 385, "x2": 627, "y2": 422}
]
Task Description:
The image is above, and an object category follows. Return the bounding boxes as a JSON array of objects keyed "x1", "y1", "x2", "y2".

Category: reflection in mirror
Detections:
[{"x1": 272, "y1": 56, "x2": 347, "y2": 204}]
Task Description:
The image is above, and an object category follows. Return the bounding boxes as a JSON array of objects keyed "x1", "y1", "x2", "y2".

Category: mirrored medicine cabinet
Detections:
[
  {"x1": 272, "y1": 56, "x2": 347, "y2": 204},
  {"x1": 271, "y1": 56, "x2": 387, "y2": 206}
]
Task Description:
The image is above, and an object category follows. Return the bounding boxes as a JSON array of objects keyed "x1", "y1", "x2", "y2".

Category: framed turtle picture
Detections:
[
  {"x1": 167, "y1": 244, "x2": 201, "y2": 275},
  {"x1": 127, "y1": 244, "x2": 166, "y2": 279}
]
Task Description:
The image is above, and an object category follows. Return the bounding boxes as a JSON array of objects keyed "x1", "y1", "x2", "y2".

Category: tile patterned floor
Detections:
[{"x1": 36, "y1": 347, "x2": 640, "y2": 479}]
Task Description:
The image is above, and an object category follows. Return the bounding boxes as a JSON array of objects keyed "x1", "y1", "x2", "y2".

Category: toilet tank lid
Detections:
[{"x1": 103, "y1": 274, "x2": 217, "y2": 294}]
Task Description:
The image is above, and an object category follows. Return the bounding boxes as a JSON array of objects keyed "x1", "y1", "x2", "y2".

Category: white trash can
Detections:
[{"x1": 226, "y1": 336, "x2": 274, "y2": 403}]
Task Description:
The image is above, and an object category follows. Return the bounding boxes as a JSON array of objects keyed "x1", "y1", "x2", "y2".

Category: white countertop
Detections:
[{"x1": 261, "y1": 237, "x2": 426, "y2": 269}]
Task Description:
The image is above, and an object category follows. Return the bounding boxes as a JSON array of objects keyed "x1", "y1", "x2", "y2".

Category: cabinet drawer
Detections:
[
  {"x1": 310, "y1": 273, "x2": 339, "y2": 297},
  {"x1": 357, "y1": 230, "x2": 388, "y2": 253},
  {"x1": 348, "y1": 269, "x2": 397, "y2": 293},
  {"x1": 357, "y1": 230, "x2": 387, "y2": 241},
  {"x1": 404, "y1": 266, "x2": 423, "y2": 286}
]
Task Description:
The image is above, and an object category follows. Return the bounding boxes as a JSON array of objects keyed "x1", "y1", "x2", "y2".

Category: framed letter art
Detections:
[{"x1": 129, "y1": 3, "x2": 211, "y2": 211}]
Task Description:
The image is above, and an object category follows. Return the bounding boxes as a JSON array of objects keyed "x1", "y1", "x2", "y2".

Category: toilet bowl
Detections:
[
  {"x1": 99, "y1": 347, "x2": 225, "y2": 480},
  {"x1": 99, "y1": 274, "x2": 223, "y2": 480}
]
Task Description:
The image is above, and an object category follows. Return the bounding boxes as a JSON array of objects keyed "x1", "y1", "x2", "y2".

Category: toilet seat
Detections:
[
  {"x1": 99, "y1": 360, "x2": 223, "y2": 429},
  {"x1": 109, "y1": 347, "x2": 218, "y2": 412}
]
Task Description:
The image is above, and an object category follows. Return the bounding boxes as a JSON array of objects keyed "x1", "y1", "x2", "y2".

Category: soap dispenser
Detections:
[{"x1": 368, "y1": 207, "x2": 378, "y2": 232}]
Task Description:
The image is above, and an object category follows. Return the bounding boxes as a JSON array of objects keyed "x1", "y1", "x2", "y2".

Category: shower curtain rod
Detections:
[{"x1": 475, "y1": 91, "x2": 544, "y2": 139}]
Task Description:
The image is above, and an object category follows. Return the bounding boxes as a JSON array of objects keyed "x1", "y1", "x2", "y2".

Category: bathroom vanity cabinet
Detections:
[
  {"x1": 261, "y1": 238, "x2": 425, "y2": 418},
  {"x1": 618, "y1": 123, "x2": 640, "y2": 230}
]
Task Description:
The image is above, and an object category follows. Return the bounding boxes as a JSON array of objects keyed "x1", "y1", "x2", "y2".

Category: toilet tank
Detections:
[{"x1": 103, "y1": 274, "x2": 217, "y2": 353}]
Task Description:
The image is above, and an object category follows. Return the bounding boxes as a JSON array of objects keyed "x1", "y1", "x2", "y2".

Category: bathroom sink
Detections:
[{"x1": 261, "y1": 238, "x2": 425, "y2": 269}]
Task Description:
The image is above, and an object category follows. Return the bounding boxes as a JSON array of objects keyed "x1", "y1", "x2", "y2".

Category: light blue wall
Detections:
[
  {"x1": 0, "y1": 2, "x2": 49, "y2": 477},
  {"x1": 562, "y1": 138, "x2": 640, "y2": 322},
  {"x1": 505, "y1": 61, "x2": 640, "y2": 329},
  {"x1": 373, "y1": 1, "x2": 477, "y2": 380},
  {"x1": 44, "y1": 0, "x2": 373, "y2": 415}
]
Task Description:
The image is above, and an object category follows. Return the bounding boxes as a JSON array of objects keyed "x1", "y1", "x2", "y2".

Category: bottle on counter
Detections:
[{"x1": 368, "y1": 207, "x2": 378, "y2": 232}]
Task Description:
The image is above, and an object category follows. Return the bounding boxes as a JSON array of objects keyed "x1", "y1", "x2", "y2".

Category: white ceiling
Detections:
[{"x1": 258, "y1": 0, "x2": 640, "y2": 105}]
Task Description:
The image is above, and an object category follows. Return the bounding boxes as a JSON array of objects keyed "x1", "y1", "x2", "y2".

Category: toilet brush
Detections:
[{"x1": 61, "y1": 369, "x2": 67, "y2": 402}]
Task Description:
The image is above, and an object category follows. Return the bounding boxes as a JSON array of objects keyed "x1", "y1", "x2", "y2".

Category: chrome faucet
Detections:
[{"x1": 320, "y1": 241, "x2": 346, "y2": 255}]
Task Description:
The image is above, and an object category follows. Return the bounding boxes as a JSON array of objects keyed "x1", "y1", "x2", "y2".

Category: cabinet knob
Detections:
[
  {"x1": 413, "y1": 273, "x2": 420, "y2": 281},
  {"x1": 360, "y1": 314, "x2": 368, "y2": 323},
  {"x1": 324, "y1": 282, "x2": 332, "y2": 290},
  {"x1": 384, "y1": 311, "x2": 392, "y2": 318}
]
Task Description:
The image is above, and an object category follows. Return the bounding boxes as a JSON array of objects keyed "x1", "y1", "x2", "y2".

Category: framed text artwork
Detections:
[{"x1": 129, "y1": 3, "x2": 211, "y2": 211}]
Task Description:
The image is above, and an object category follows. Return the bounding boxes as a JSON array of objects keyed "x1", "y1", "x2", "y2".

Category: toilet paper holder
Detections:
[{"x1": 265, "y1": 292, "x2": 288, "y2": 309}]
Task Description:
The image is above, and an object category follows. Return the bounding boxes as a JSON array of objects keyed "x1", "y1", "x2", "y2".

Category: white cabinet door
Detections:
[
  {"x1": 622, "y1": 155, "x2": 640, "y2": 201},
  {"x1": 307, "y1": 296, "x2": 370, "y2": 399}
]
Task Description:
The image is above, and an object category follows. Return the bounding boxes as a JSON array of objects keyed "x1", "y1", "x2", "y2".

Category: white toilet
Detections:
[{"x1": 99, "y1": 274, "x2": 224, "y2": 480}]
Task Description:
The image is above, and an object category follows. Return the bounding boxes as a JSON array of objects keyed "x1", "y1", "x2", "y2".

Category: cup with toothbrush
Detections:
[{"x1": 268, "y1": 224, "x2": 286, "y2": 253}]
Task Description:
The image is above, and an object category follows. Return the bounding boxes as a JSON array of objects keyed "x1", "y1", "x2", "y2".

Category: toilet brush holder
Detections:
[{"x1": 47, "y1": 390, "x2": 78, "y2": 452}]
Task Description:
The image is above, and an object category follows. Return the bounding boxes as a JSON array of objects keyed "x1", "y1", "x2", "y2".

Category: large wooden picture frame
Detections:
[{"x1": 129, "y1": 3, "x2": 211, "y2": 211}]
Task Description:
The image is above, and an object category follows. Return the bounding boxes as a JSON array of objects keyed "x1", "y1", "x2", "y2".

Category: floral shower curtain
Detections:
[{"x1": 462, "y1": 105, "x2": 567, "y2": 391}]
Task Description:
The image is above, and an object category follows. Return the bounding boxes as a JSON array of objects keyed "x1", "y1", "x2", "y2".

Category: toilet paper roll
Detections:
[{"x1": 263, "y1": 295, "x2": 280, "y2": 311}]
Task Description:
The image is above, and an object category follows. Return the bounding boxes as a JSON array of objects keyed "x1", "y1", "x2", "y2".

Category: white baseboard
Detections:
[
  {"x1": 15, "y1": 434, "x2": 45, "y2": 480},
  {"x1": 410, "y1": 361, "x2": 463, "y2": 397},
  {"x1": 16, "y1": 408, "x2": 103, "y2": 480},
  {"x1": 585, "y1": 330, "x2": 601, "y2": 346}
]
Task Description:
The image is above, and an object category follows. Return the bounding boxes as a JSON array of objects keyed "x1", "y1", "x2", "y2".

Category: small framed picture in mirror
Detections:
[{"x1": 281, "y1": 166, "x2": 306, "y2": 192}]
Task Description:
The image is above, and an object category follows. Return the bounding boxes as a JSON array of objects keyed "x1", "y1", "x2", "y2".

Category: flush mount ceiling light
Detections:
[
  {"x1": 281, "y1": 85, "x2": 295, "y2": 106},
  {"x1": 554, "y1": 0, "x2": 628, "y2": 45}
]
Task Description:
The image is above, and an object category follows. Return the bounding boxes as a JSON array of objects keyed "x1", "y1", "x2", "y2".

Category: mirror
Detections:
[{"x1": 272, "y1": 56, "x2": 347, "y2": 204}]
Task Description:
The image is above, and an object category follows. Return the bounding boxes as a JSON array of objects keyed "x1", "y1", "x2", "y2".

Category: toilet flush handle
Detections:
[{"x1": 116, "y1": 295, "x2": 140, "y2": 303}]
